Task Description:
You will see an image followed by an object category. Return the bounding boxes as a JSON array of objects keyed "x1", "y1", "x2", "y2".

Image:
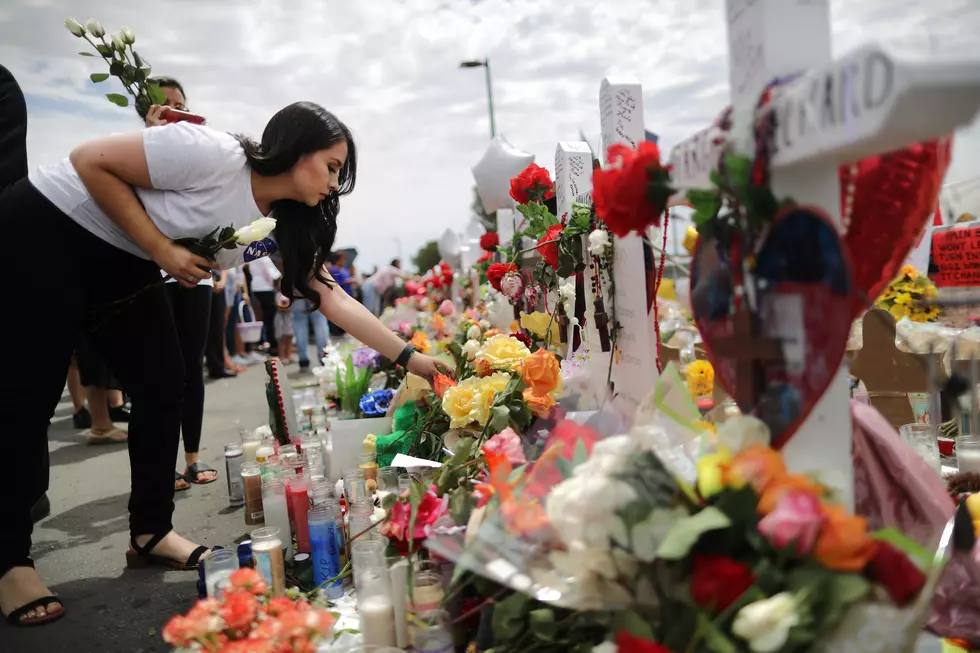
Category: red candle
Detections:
[{"x1": 287, "y1": 479, "x2": 311, "y2": 553}]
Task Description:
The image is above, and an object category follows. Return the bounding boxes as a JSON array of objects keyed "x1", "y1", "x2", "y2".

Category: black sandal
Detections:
[
  {"x1": 1, "y1": 562, "x2": 65, "y2": 628},
  {"x1": 174, "y1": 471, "x2": 191, "y2": 492},
  {"x1": 125, "y1": 533, "x2": 209, "y2": 571},
  {"x1": 183, "y1": 462, "x2": 218, "y2": 485}
]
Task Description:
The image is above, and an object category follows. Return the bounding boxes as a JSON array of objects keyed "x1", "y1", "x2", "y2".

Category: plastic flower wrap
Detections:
[{"x1": 359, "y1": 389, "x2": 393, "y2": 418}]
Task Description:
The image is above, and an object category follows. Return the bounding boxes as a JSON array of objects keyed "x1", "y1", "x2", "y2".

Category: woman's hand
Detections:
[
  {"x1": 407, "y1": 353, "x2": 453, "y2": 383},
  {"x1": 153, "y1": 241, "x2": 213, "y2": 288},
  {"x1": 145, "y1": 104, "x2": 170, "y2": 128}
]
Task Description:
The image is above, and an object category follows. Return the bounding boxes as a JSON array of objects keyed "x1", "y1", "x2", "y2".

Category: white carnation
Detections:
[{"x1": 588, "y1": 229, "x2": 611, "y2": 255}]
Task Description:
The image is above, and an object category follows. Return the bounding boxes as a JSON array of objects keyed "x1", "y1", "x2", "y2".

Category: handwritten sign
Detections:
[
  {"x1": 668, "y1": 124, "x2": 726, "y2": 190},
  {"x1": 932, "y1": 222, "x2": 980, "y2": 287},
  {"x1": 600, "y1": 79, "x2": 644, "y2": 157},
  {"x1": 555, "y1": 142, "x2": 592, "y2": 224}
]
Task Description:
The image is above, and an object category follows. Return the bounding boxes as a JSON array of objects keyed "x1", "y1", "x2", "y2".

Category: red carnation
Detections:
[
  {"x1": 487, "y1": 262, "x2": 518, "y2": 292},
  {"x1": 537, "y1": 224, "x2": 563, "y2": 270},
  {"x1": 593, "y1": 141, "x2": 666, "y2": 237},
  {"x1": 616, "y1": 631, "x2": 676, "y2": 653},
  {"x1": 510, "y1": 163, "x2": 556, "y2": 205},
  {"x1": 509, "y1": 332, "x2": 532, "y2": 347},
  {"x1": 480, "y1": 232, "x2": 500, "y2": 252},
  {"x1": 866, "y1": 540, "x2": 926, "y2": 606},
  {"x1": 690, "y1": 554, "x2": 755, "y2": 613}
]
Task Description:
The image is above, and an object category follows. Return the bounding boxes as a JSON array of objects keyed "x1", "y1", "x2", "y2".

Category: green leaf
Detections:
[
  {"x1": 78, "y1": 51, "x2": 97, "y2": 57},
  {"x1": 95, "y1": 44, "x2": 111, "y2": 56},
  {"x1": 572, "y1": 439, "x2": 589, "y2": 466},
  {"x1": 529, "y1": 608, "x2": 557, "y2": 642},
  {"x1": 89, "y1": 73, "x2": 110, "y2": 83},
  {"x1": 656, "y1": 507, "x2": 731, "y2": 560},
  {"x1": 698, "y1": 613, "x2": 740, "y2": 653},
  {"x1": 109, "y1": 61, "x2": 124, "y2": 77},
  {"x1": 492, "y1": 592, "x2": 530, "y2": 642},
  {"x1": 381, "y1": 492, "x2": 398, "y2": 511},
  {"x1": 556, "y1": 457, "x2": 575, "y2": 480},
  {"x1": 490, "y1": 406, "x2": 510, "y2": 433},
  {"x1": 105, "y1": 93, "x2": 129, "y2": 107},
  {"x1": 609, "y1": 609, "x2": 655, "y2": 641},
  {"x1": 448, "y1": 486, "x2": 474, "y2": 525},
  {"x1": 873, "y1": 528, "x2": 930, "y2": 568},
  {"x1": 722, "y1": 152, "x2": 751, "y2": 191},
  {"x1": 147, "y1": 81, "x2": 166, "y2": 106}
]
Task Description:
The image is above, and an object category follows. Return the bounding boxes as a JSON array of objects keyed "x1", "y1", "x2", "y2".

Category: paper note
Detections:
[{"x1": 390, "y1": 454, "x2": 443, "y2": 469}]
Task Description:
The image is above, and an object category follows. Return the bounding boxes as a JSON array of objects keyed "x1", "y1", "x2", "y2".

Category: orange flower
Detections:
[
  {"x1": 523, "y1": 387, "x2": 556, "y2": 418},
  {"x1": 475, "y1": 358, "x2": 493, "y2": 377},
  {"x1": 410, "y1": 331, "x2": 431, "y2": 353},
  {"x1": 521, "y1": 348, "x2": 562, "y2": 395},
  {"x1": 432, "y1": 373, "x2": 456, "y2": 398},
  {"x1": 227, "y1": 567, "x2": 268, "y2": 596},
  {"x1": 723, "y1": 445, "x2": 787, "y2": 495},
  {"x1": 757, "y1": 473, "x2": 824, "y2": 515},
  {"x1": 431, "y1": 314, "x2": 446, "y2": 332},
  {"x1": 220, "y1": 590, "x2": 260, "y2": 633},
  {"x1": 902, "y1": 264, "x2": 918, "y2": 279},
  {"x1": 484, "y1": 328, "x2": 501, "y2": 338},
  {"x1": 812, "y1": 504, "x2": 877, "y2": 572}
]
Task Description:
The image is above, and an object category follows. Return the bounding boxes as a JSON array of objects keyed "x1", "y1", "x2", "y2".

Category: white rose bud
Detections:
[
  {"x1": 466, "y1": 325, "x2": 482, "y2": 341},
  {"x1": 85, "y1": 19, "x2": 105, "y2": 38},
  {"x1": 120, "y1": 26, "x2": 135, "y2": 44},
  {"x1": 233, "y1": 217, "x2": 277, "y2": 244},
  {"x1": 588, "y1": 229, "x2": 610, "y2": 255},
  {"x1": 479, "y1": 320, "x2": 491, "y2": 330},
  {"x1": 111, "y1": 32, "x2": 126, "y2": 52},
  {"x1": 65, "y1": 17, "x2": 86, "y2": 37},
  {"x1": 461, "y1": 339, "x2": 480, "y2": 361},
  {"x1": 732, "y1": 592, "x2": 801, "y2": 653}
]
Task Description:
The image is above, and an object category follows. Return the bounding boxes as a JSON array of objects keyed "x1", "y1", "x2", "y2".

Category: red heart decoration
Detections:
[
  {"x1": 840, "y1": 138, "x2": 952, "y2": 313},
  {"x1": 691, "y1": 207, "x2": 852, "y2": 447}
]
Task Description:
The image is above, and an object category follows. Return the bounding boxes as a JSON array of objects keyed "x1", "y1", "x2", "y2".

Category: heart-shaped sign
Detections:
[
  {"x1": 840, "y1": 138, "x2": 952, "y2": 313},
  {"x1": 691, "y1": 207, "x2": 853, "y2": 447}
]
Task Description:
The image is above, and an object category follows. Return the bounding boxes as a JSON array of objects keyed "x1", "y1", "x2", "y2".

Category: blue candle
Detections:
[{"x1": 309, "y1": 506, "x2": 343, "y2": 599}]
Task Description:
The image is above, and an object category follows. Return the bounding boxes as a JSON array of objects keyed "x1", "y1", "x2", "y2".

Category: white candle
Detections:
[
  {"x1": 206, "y1": 569, "x2": 234, "y2": 598},
  {"x1": 389, "y1": 559, "x2": 410, "y2": 649},
  {"x1": 255, "y1": 445, "x2": 276, "y2": 463},
  {"x1": 242, "y1": 440, "x2": 261, "y2": 463},
  {"x1": 261, "y1": 492, "x2": 294, "y2": 561},
  {"x1": 359, "y1": 595, "x2": 398, "y2": 647},
  {"x1": 958, "y1": 448, "x2": 980, "y2": 474}
]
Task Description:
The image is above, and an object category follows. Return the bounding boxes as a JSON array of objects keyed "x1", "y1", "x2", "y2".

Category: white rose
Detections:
[
  {"x1": 85, "y1": 18, "x2": 105, "y2": 38},
  {"x1": 111, "y1": 32, "x2": 126, "y2": 51},
  {"x1": 120, "y1": 26, "x2": 135, "y2": 44},
  {"x1": 588, "y1": 229, "x2": 610, "y2": 255},
  {"x1": 547, "y1": 475, "x2": 635, "y2": 548},
  {"x1": 234, "y1": 217, "x2": 277, "y2": 244},
  {"x1": 631, "y1": 507, "x2": 689, "y2": 562},
  {"x1": 591, "y1": 435, "x2": 639, "y2": 460},
  {"x1": 732, "y1": 592, "x2": 800, "y2": 653},
  {"x1": 479, "y1": 320, "x2": 491, "y2": 330},
  {"x1": 64, "y1": 17, "x2": 86, "y2": 37},
  {"x1": 592, "y1": 642, "x2": 618, "y2": 653},
  {"x1": 717, "y1": 415, "x2": 770, "y2": 454},
  {"x1": 466, "y1": 325, "x2": 482, "y2": 341},
  {"x1": 558, "y1": 279, "x2": 576, "y2": 301},
  {"x1": 573, "y1": 450, "x2": 627, "y2": 478},
  {"x1": 461, "y1": 339, "x2": 480, "y2": 361}
]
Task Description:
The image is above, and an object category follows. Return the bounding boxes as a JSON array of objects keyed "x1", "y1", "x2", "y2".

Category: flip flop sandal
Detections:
[
  {"x1": 4, "y1": 596, "x2": 65, "y2": 628},
  {"x1": 86, "y1": 428, "x2": 128, "y2": 445},
  {"x1": 125, "y1": 533, "x2": 209, "y2": 571},
  {"x1": 174, "y1": 471, "x2": 191, "y2": 492},
  {"x1": 183, "y1": 462, "x2": 219, "y2": 485}
]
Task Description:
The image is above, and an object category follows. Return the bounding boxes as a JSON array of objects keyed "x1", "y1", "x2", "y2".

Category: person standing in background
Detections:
[
  {"x1": 205, "y1": 269, "x2": 236, "y2": 379},
  {"x1": 249, "y1": 256, "x2": 281, "y2": 356},
  {"x1": 291, "y1": 292, "x2": 330, "y2": 371},
  {"x1": 361, "y1": 258, "x2": 410, "y2": 316}
]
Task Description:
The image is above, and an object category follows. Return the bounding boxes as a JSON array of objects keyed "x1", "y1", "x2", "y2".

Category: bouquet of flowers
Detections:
[
  {"x1": 162, "y1": 568, "x2": 335, "y2": 653},
  {"x1": 874, "y1": 265, "x2": 941, "y2": 323}
]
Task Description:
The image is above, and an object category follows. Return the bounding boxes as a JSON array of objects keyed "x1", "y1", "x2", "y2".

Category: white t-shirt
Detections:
[
  {"x1": 29, "y1": 122, "x2": 280, "y2": 272},
  {"x1": 367, "y1": 265, "x2": 401, "y2": 293},
  {"x1": 248, "y1": 256, "x2": 282, "y2": 292}
]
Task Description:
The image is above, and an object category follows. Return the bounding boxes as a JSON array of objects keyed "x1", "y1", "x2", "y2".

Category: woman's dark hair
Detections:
[
  {"x1": 138, "y1": 76, "x2": 187, "y2": 119},
  {"x1": 235, "y1": 101, "x2": 356, "y2": 307}
]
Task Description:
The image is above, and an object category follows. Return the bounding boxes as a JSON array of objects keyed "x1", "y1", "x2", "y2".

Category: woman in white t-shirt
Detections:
[{"x1": 0, "y1": 101, "x2": 450, "y2": 626}]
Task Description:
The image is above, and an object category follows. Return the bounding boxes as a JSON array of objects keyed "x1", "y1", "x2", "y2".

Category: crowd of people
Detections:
[{"x1": 0, "y1": 64, "x2": 448, "y2": 629}]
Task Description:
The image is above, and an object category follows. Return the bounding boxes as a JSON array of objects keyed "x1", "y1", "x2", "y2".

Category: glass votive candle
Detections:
[
  {"x1": 409, "y1": 609, "x2": 453, "y2": 653},
  {"x1": 397, "y1": 473, "x2": 414, "y2": 492},
  {"x1": 357, "y1": 569, "x2": 398, "y2": 648},
  {"x1": 241, "y1": 430, "x2": 262, "y2": 463},
  {"x1": 899, "y1": 423, "x2": 941, "y2": 474},
  {"x1": 251, "y1": 526, "x2": 286, "y2": 596},
  {"x1": 203, "y1": 548, "x2": 238, "y2": 598},
  {"x1": 957, "y1": 435, "x2": 980, "y2": 473},
  {"x1": 351, "y1": 540, "x2": 388, "y2": 587},
  {"x1": 344, "y1": 467, "x2": 365, "y2": 501},
  {"x1": 378, "y1": 466, "x2": 400, "y2": 492},
  {"x1": 408, "y1": 572, "x2": 445, "y2": 613},
  {"x1": 359, "y1": 451, "x2": 379, "y2": 483}
]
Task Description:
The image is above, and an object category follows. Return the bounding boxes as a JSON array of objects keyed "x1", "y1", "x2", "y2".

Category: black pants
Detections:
[
  {"x1": 206, "y1": 287, "x2": 227, "y2": 376},
  {"x1": 0, "y1": 65, "x2": 27, "y2": 196},
  {"x1": 253, "y1": 290, "x2": 277, "y2": 354},
  {"x1": 166, "y1": 283, "x2": 211, "y2": 454},
  {"x1": 0, "y1": 180, "x2": 185, "y2": 574},
  {"x1": 75, "y1": 336, "x2": 123, "y2": 390}
]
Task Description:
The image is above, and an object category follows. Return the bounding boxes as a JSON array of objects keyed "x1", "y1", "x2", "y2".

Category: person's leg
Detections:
[
  {"x1": 256, "y1": 291, "x2": 277, "y2": 355},
  {"x1": 85, "y1": 387, "x2": 116, "y2": 432},
  {"x1": 67, "y1": 358, "x2": 85, "y2": 413},
  {"x1": 310, "y1": 309, "x2": 330, "y2": 362},
  {"x1": 292, "y1": 300, "x2": 311, "y2": 367},
  {"x1": 75, "y1": 337, "x2": 127, "y2": 443},
  {"x1": 206, "y1": 286, "x2": 229, "y2": 377},
  {"x1": 166, "y1": 283, "x2": 216, "y2": 483},
  {"x1": 362, "y1": 282, "x2": 378, "y2": 316}
]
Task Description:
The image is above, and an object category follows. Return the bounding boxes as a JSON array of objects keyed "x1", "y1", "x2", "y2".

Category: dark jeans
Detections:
[
  {"x1": 0, "y1": 180, "x2": 185, "y2": 574},
  {"x1": 166, "y1": 283, "x2": 211, "y2": 454},
  {"x1": 206, "y1": 287, "x2": 227, "y2": 376},
  {"x1": 253, "y1": 290, "x2": 277, "y2": 354}
]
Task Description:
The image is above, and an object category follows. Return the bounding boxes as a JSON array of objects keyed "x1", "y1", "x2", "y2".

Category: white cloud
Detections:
[{"x1": 2, "y1": 0, "x2": 980, "y2": 268}]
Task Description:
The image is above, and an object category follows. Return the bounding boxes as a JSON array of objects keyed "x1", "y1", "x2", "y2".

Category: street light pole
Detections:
[{"x1": 460, "y1": 58, "x2": 496, "y2": 138}]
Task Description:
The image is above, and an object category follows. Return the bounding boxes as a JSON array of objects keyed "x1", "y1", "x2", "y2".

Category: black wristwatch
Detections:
[{"x1": 395, "y1": 343, "x2": 416, "y2": 368}]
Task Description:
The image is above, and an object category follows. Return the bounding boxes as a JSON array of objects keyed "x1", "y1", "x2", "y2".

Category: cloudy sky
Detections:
[{"x1": 3, "y1": 0, "x2": 980, "y2": 271}]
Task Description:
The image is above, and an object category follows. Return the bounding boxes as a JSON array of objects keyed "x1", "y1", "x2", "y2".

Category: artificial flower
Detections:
[
  {"x1": 351, "y1": 346, "x2": 380, "y2": 370},
  {"x1": 500, "y1": 271, "x2": 525, "y2": 301},
  {"x1": 812, "y1": 504, "x2": 877, "y2": 572},
  {"x1": 866, "y1": 540, "x2": 926, "y2": 605},
  {"x1": 359, "y1": 389, "x2": 394, "y2": 418},
  {"x1": 482, "y1": 427, "x2": 527, "y2": 466},
  {"x1": 902, "y1": 264, "x2": 918, "y2": 278},
  {"x1": 480, "y1": 371, "x2": 512, "y2": 396},
  {"x1": 487, "y1": 262, "x2": 518, "y2": 292},
  {"x1": 523, "y1": 387, "x2": 556, "y2": 418},
  {"x1": 480, "y1": 232, "x2": 500, "y2": 251},
  {"x1": 476, "y1": 249, "x2": 491, "y2": 263},
  {"x1": 690, "y1": 554, "x2": 756, "y2": 613},
  {"x1": 510, "y1": 162, "x2": 556, "y2": 205},
  {"x1": 476, "y1": 334, "x2": 530, "y2": 372},
  {"x1": 588, "y1": 228, "x2": 611, "y2": 256},
  {"x1": 520, "y1": 311, "x2": 557, "y2": 342},
  {"x1": 383, "y1": 484, "x2": 449, "y2": 541},
  {"x1": 432, "y1": 373, "x2": 456, "y2": 398},
  {"x1": 732, "y1": 592, "x2": 801, "y2": 653},
  {"x1": 410, "y1": 330, "x2": 431, "y2": 354},
  {"x1": 537, "y1": 224, "x2": 564, "y2": 270},
  {"x1": 521, "y1": 348, "x2": 562, "y2": 395},
  {"x1": 484, "y1": 328, "x2": 501, "y2": 338},
  {"x1": 685, "y1": 360, "x2": 714, "y2": 399},
  {"x1": 757, "y1": 490, "x2": 825, "y2": 555},
  {"x1": 593, "y1": 141, "x2": 669, "y2": 237},
  {"x1": 461, "y1": 339, "x2": 480, "y2": 361}
]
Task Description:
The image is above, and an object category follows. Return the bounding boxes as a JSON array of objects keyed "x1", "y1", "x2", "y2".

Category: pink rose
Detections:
[
  {"x1": 757, "y1": 490, "x2": 825, "y2": 555},
  {"x1": 382, "y1": 485, "x2": 449, "y2": 541},
  {"x1": 481, "y1": 427, "x2": 527, "y2": 466},
  {"x1": 396, "y1": 322, "x2": 414, "y2": 337},
  {"x1": 438, "y1": 300, "x2": 456, "y2": 316}
]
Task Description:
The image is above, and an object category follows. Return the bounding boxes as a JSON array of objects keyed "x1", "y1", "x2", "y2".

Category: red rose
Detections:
[
  {"x1": 487, "y1": 262, "x2": 517, "y2": 292},
  {"x1": 593, "y1": 141, "x2": 666, "y2": 237},
  {"x1": 690, "y1": 554, "x2": 755, "y2": 613},
  {"x1": 616, "y1": 631, "x2": 676, "y2": 653},
  {"x1": 480, "y1": 232, "x2": 499, "y2": 251},
  {"x1": 866, "y1": 540, "x2": 926, "y2": 606},
  {"x1": 537, "y1": 224, "x2": 563, "y2": 270},
  {"x1": 510, "y1": 163, "x2": 556, "y2": 205},
  {"x1": 477, "y1": 250, "x2": 492, "y2": 264},
  {"x1": 509, "y1": 332, "x2": 532, "y2": 347}
]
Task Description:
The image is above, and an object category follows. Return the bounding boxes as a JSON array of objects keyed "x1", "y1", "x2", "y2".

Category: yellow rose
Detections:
[
  {"x1": 480, "y1": 372, "x2": 513, "y2": 396},
  {"x1": 520, "y1": 311, "x2": 556, "y2": 342},
  {"x1": 683, "y1": 225, "x2": 699, "y2": 254},
  {"x1": 431, "y1": 314, "x2": 446, "y2": 332},
  {"x1": 442, "y1": 381, "x2": 478, "y2": 428},
  {"x1": 410, "y1": 331, "x2": 432, "y2": 354},
  {"x1": 477, "y1": 334, "x2": 530, "y2": 372},
  {"x1": 522, "y1": 388, "x2": 556, "y2": 418},
  {"x1": 521, "y1": 349, "x2": 562, "y2": 395},
  {"x1": 469, "y1": 390, "x2": 495, "y2": 426},
  {"x1": 696, "y1": 449, "x2": 732, "y2": 498}
]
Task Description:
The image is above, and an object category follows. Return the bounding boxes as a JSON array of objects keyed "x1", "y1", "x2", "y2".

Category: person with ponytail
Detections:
[{"x1": 0, "y1": 101, "x2": 449, "y2": 627}]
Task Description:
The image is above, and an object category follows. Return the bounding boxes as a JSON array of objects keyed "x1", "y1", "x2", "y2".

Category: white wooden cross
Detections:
[{"x1": 668, "y1": 0, "x2": 980, "y2": 507}]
